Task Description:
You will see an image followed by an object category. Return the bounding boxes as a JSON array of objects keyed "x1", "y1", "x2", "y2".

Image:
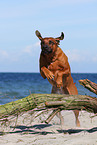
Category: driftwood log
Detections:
[
  {"x1": 0, "y1": 94, "x2": 97, "y2": 124},
  {"x1": 79, "y1": 79, "x2": 97, "y2": 95}
]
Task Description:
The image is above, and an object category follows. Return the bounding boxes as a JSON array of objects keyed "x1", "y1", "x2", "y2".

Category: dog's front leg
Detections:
[{"x1": 41, "y1": 66, "x2": 55, "y2": 81}]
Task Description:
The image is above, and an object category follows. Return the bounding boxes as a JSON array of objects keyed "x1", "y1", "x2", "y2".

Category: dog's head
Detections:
[{"x1": 35, "y1": 30, "x2": 64, "y2": 55}]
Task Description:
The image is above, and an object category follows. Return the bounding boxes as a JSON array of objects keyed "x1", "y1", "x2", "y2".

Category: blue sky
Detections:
[{"x1": 0, "y1": 0, "x2": 97, "y2": 73}]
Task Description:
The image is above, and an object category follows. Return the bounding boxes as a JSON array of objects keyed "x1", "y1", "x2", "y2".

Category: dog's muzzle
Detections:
[{"x1": 42, "y1": 45, "x2": 52, "y2": 54}]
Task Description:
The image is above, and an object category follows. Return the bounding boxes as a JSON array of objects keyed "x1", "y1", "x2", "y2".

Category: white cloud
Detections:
[
  {"x1": 22, "y1": 42, "x2": 40, "y2": 55},
  {"x1": 33, "y1": 42, "x2": 40, "y2": 47},
  {"x1": 0, "y1": 49, "x2": 9, "y2": 60},
  {"x1": 65, "y1": 49, "x2": 84, "y2": 62},
  {"x1": 65, "y1": 48, "x2": 97, "y2": 63},
  {"x1": 0, "y1": 41, "x2": 41, "y2": 63},
  {"x1": 0, "y1": 48, "x2": 21, "y2": 62},
  {"x1": 92, "y1": 55, "x2": 97, "y2": 62},
  {"x1": 23, "y1": 45, "x2": 33, "y2": 54}
]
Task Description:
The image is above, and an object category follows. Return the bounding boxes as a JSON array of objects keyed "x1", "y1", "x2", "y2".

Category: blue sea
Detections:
[{"x1": 0, "y1": 73, "x2": 97, "y2": 105}]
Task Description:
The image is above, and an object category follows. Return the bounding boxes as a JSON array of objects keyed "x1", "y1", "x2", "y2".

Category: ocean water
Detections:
[{"x1": 0, "y1": 73, "x2": 97, "y2": 105}]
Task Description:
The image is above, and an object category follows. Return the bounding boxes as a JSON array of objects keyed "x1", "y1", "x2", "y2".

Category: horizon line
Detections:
[{"x1": 0, "y1": 72, "x2": 97, "y2": 74}]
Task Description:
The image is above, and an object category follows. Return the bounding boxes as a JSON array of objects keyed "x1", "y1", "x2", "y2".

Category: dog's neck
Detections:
[{"x1": 52, "y1": 46, "x2": 61, "y2": 61}]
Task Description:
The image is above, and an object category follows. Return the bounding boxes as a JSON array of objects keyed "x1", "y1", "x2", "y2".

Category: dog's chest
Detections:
[{"x1": 45, "y1": 54, "x2": 57, "y2": 66}]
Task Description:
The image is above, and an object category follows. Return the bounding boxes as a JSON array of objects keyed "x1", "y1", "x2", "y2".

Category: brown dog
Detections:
[{"x1": 35, "y1": 30, "x2": 80, "y2": 127}]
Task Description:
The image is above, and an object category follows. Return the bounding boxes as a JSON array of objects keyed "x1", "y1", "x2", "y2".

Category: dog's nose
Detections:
[
  {"x1": 42, "y1": 44, "x2": 48, "y2": 49},
  {"x1": 42, "y1": 45, "x2": 50, "y2": 51}
]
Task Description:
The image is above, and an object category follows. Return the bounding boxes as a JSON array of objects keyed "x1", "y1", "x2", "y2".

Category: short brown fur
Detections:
[{"x1": 35, "y1": 30, "x2": 80, "y2": 127}]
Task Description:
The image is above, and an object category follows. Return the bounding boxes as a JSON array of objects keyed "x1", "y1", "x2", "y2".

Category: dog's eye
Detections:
[{"x1": 49, "y1": 40, "x2": 54, "y2": 45}]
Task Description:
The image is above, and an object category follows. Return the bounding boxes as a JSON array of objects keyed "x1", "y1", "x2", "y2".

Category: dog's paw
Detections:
[{"x1": 46, "y1": 71, "x2": 55, "y2": 80}]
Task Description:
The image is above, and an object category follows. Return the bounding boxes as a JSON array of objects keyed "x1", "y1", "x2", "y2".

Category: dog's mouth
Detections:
[{"x1": 41, "y1": 46, "x2": 52, "y2": 54}]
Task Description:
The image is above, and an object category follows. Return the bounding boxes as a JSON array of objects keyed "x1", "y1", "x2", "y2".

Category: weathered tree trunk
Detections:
[
  {"x1": 0, "y1": 94, "x2": 97, "y2": 121},
  {"x1": 79, "y1": 79, "x2": 97, "y2": 95}
]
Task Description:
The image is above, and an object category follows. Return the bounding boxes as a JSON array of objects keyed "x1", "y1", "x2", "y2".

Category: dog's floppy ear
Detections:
[
  {"x1": 35, "y1": 30, "x2": 43, "y2": 40},
  {"x1": 55, "y1": 32, "x2": 64, "y2": 44}
]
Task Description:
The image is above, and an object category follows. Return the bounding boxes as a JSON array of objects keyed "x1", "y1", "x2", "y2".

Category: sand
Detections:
[{"x1": 0, "y1": 110, "x2": 97, "y2": 145}]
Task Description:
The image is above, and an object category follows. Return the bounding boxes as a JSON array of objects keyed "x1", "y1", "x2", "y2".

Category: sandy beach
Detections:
[{"x1": 0, "y1": 110, "x2": 97, "y2": 145}]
